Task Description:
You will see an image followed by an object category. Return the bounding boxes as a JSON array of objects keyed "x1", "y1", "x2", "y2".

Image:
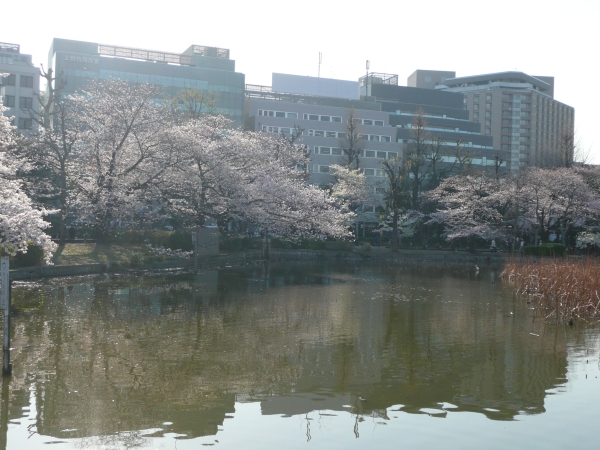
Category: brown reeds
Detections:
[{"x1": 502, "y1": 257, "x2": 600, "y2": 322}]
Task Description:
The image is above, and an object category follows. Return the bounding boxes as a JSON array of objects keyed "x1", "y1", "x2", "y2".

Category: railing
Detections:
[
  {"x1": 191, "y1": 45, "x2": 230, "y2": 59},
  {"x1": 98, "y1": 44, "x2": 193, "y2": 66}
]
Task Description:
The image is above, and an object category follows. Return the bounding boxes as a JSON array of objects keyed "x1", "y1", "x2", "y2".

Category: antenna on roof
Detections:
[{"x1": 318, "y1": 52, "x2": 322, "y2": 78}]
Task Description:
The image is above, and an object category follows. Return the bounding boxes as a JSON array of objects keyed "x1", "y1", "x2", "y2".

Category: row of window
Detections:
[
  {"x1": 308, "y1": 129, "x2": 347, "y2": 138},
  {"x1": 258, "y1": 109, "x2": 298, "y2": 119},
  {"x1": 361, "y1": 134, "x2": 392, "y2": 142},
  {"x1": 2, "y1": 96, "x2": 33, "y2": 108},
  {"x1": 313, "y1": 147, "x2": 399, "y2": 160},
  {"x1": 312, "y1": 165, "x2": 387, "y2": 178},
  {"x1": 261, "y1": 125, "x2": 299, "y2": 135},
  {"x1": 314, "y1": 146, "x2": 342, "y2": 155},
  {"x1": 1, "y1": 74, "x2": 34, "y2": 88},
  {"x1": 362, "y1": 150, "x2": 398, "y2": 159},
  {"x1": 303, "y1": 113, "x2": 343, "y2": 123}
]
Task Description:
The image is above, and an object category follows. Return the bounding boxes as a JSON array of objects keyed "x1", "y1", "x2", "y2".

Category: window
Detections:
[
  {"x1": 320, "y1": 115, "x2": 331, "y2": 122},
  {"x1": 363, "y1": 169, "x2": 375, "y2": 176},
  {"x1": 332, "y1": 116, "x2": 342, "y2": 123},
  {"x1": 275, "y1": 111, "x2": 285, "y2": 118},
  {"x1": 364, "y1": 150, "x2": 376, "y2": 158},
  {"x1": 20, "y1": 97, "x2": 33, "y2": 109},
  {"x1": 486, "y1": 103, "x2": 491, "y2": 109},
  {"x1": 485, "y1": 111, "x2": 491, "y2": 117},
  {"x1": 2, "y1": 74, "x2": 16, "y2": 86},
  {"x1": 313, "y1": 164, "x2": 331, "y2": 173},
  {"x1": 486, "y1": 94, "x2": 492, "y2": 101},
  {"x1": 20, "y1": 76, "x2": 33, "y2": 88},
  {"x1": 485, "y1": 120, "x2": 491, "y2": 126},
  {"x1": 473, "y1": 104, "x2": 479, "y2": 110},
  {"x1": 377, "y1": 151, "x2": 387, "y2": 159},
  {"x1": 325, "y1": 131, "x2": 336, "y2": 138},
  {"x1": 3, "y1": 95, "x2": 15, "y2": 107},
  {"x1": 363, "y1": 119, "x2": 373, "y2": 126},
  {"x1": 473, "y1": 112, "x2": 479, "y2": 119},
  {"x1": 18, "y1": 118, "x2": 32, "y2": 129},
  {"x1": 485, "y1": 128, "x2": 491, "y2": 134},
  {"x1": 286, "y1": 112, "x2": 297, "y2": 119},
  {"x1": 502, "y1": 127, "x2": 511, "y2": 133},
  {"x1": 387, "y1": 152, "x2": 398, "y2": 159},
  {"x1": 332, "y1": 147, "x2": 342, "y2": 155}
]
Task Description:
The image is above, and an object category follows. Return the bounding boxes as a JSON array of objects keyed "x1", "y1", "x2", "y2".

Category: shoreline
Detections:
[{"x1": 9, "y1": 248, "x2": 508, "y2": 281}]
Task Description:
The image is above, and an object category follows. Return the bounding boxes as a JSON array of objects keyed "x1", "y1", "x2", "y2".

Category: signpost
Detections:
[{"x1": 1, "y1": 257, "x2": 11, "y2": 376}]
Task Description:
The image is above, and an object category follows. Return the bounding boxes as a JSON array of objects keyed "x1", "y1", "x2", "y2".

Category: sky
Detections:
[{"x1": 3, "y1": 0, "x2": 599, "y2": 161}]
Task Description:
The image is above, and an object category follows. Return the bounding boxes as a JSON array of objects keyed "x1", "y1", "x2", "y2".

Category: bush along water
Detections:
[
  {"x1": 502, "y1": 257, "x2": 600, "y2": 323},
  {"x1": 523, "y1": 243, "x2": 566, "y2": 257}
]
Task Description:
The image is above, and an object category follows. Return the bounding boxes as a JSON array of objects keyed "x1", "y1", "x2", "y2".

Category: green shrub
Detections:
[
  {"x1": 11, "y1": 243, "x2": 46, "y2": 268},
  {"x1": 270, "y1": 238, "x2": 292, "y2": 249},
  {"x1": 220, "y1": 237, "x2": 243, "y2": 252},
  {"x1": 523, "y1": 243, "x2": 566, "y2": 257},
  {"x1": 324, "y1": 241, "x2": 354, "y2": 252},
  {"x1": 166, "y1": 231, "x2": 192, "y2": 251}
]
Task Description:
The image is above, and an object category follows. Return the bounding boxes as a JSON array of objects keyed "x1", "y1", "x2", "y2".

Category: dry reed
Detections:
[{"x1": 502, "y1": 257, "x2": 600, "y2": 322}]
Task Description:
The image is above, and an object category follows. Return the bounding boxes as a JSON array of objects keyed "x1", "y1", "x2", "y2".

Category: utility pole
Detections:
[{"x1": 1, "y1": 257, "x2": 11, "y2": 377}]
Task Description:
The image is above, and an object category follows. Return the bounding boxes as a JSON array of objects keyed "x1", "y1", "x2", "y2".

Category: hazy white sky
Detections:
[{"x1": 3, "y1": 0, "x2": 599, "y2": 161}]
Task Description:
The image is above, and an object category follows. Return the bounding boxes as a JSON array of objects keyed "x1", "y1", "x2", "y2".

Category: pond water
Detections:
[{"x1": 1, "y1": 262, "x2": 599, "y2": 449}]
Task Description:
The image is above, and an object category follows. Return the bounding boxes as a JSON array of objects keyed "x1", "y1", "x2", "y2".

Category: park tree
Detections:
[
  {"x1": 172, "y1": 88, "x2": 218, "y2": 121},
  {"x1": 68, "y1": 80, "x2": 179, "y2": 244},
  {"x1": 519, "y1": 168, "x2": 599, "y2": 245},
  {"x1": 24, "y1": 67, "x2": 80, "y2": 246},
  {"x1": 340, "y1": 108, "x2": 364, "y2": 170},
  {"x1": 161, "y1": 115, "x2": 350, "y2": 239},
  {"x1": 426, "y1": 172, "x2": 511, "y2": 246},
  {"x1": 378, "y1": 157, "x2": 421, "y2": 252},
  {"x1": 0, "y1": 100, "x2": 56, "y2": 262},
  {"x1": 405, "y1": 109, "x2": 431, "y2": 210}
]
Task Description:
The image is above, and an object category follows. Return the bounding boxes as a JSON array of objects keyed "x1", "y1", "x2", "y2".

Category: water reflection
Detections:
[{"x1": 1, "y1": 262, "x2": 585, "y2": 446}]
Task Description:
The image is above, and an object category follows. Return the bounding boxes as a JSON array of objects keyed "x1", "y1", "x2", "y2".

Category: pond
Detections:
[{"x1": 1, "y1": 262, "x2": 599, "y2": 449}]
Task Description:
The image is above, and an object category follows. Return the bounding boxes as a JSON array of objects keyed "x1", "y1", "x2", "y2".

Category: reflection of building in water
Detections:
[{"x1": 5, "y1": 265, "x2": 570, "y2": 443}]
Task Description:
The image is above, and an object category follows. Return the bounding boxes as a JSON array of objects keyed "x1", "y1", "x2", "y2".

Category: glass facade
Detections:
[{"x1": 49, "y1": 39, "x2": 245, "y2": 126}]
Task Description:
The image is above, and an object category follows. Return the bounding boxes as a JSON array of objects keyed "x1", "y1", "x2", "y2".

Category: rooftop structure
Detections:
[{"x1": 48, "y1": 38, "x2": 245, "y2": 126}]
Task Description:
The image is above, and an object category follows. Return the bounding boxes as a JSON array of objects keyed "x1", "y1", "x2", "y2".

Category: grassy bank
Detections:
[{"x1": 502, "y1": 257, "x2": 600, "y2": 322}]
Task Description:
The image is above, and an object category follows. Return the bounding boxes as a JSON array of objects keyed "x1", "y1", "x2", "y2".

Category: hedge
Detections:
[{"x1": 523, "y1": 243, "x2": 566, "y2": 257}]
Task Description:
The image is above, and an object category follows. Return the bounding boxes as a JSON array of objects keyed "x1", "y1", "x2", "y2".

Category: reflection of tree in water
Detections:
[{"x1": 4, "y1": 263, "x2": 580, "y2": 445}]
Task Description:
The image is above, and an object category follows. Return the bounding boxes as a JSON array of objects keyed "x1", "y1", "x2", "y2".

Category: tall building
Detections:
[
  {"x1": 0, "y1": 42, "x2": 40, "y2": 134},
  {"x1": 47, "y1": 38, "x2": 245, "y2": 126},
  {"x1": 410, "y1": 70, "x2": 575, "y2": 172}
]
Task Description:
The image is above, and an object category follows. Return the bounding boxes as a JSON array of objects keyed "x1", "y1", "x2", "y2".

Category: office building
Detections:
[
  {"x1": 47, "y1": 38, "x2": 245, "y2": 126},
  {"x1": 361, "y1": 73, "x2": 506, "y2": 180},
  {"x1": 0, "y1": 42, "x2": 40, "y2": 134},
  {"x1": 246, "y1": 73, "x2": 399, "y2": 188},
  {"x1": 410, "y1": 70, "x2": 575, "y2": 172}
]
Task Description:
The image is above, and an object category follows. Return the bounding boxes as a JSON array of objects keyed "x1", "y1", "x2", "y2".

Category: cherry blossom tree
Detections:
[
  {"x1": 519, "y1": 167, "x2": 599, "y2": 245},
  {"x1": 161, "y1": 115, "x2": 350, "y2": 239},
  {"x1": 0, "y1": 100, "x2": 56, "y2": 262},
  {"x1": 426, "y1": 172, "x2": 511, "y2": 244},
  {"x1": 68, "y1": 80, "x2": 179, "y2": 244}
]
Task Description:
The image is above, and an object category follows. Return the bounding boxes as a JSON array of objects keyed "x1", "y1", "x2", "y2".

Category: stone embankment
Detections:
[{"x1": 9, "y1": 248, "x2": 505, "y2": 280}]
